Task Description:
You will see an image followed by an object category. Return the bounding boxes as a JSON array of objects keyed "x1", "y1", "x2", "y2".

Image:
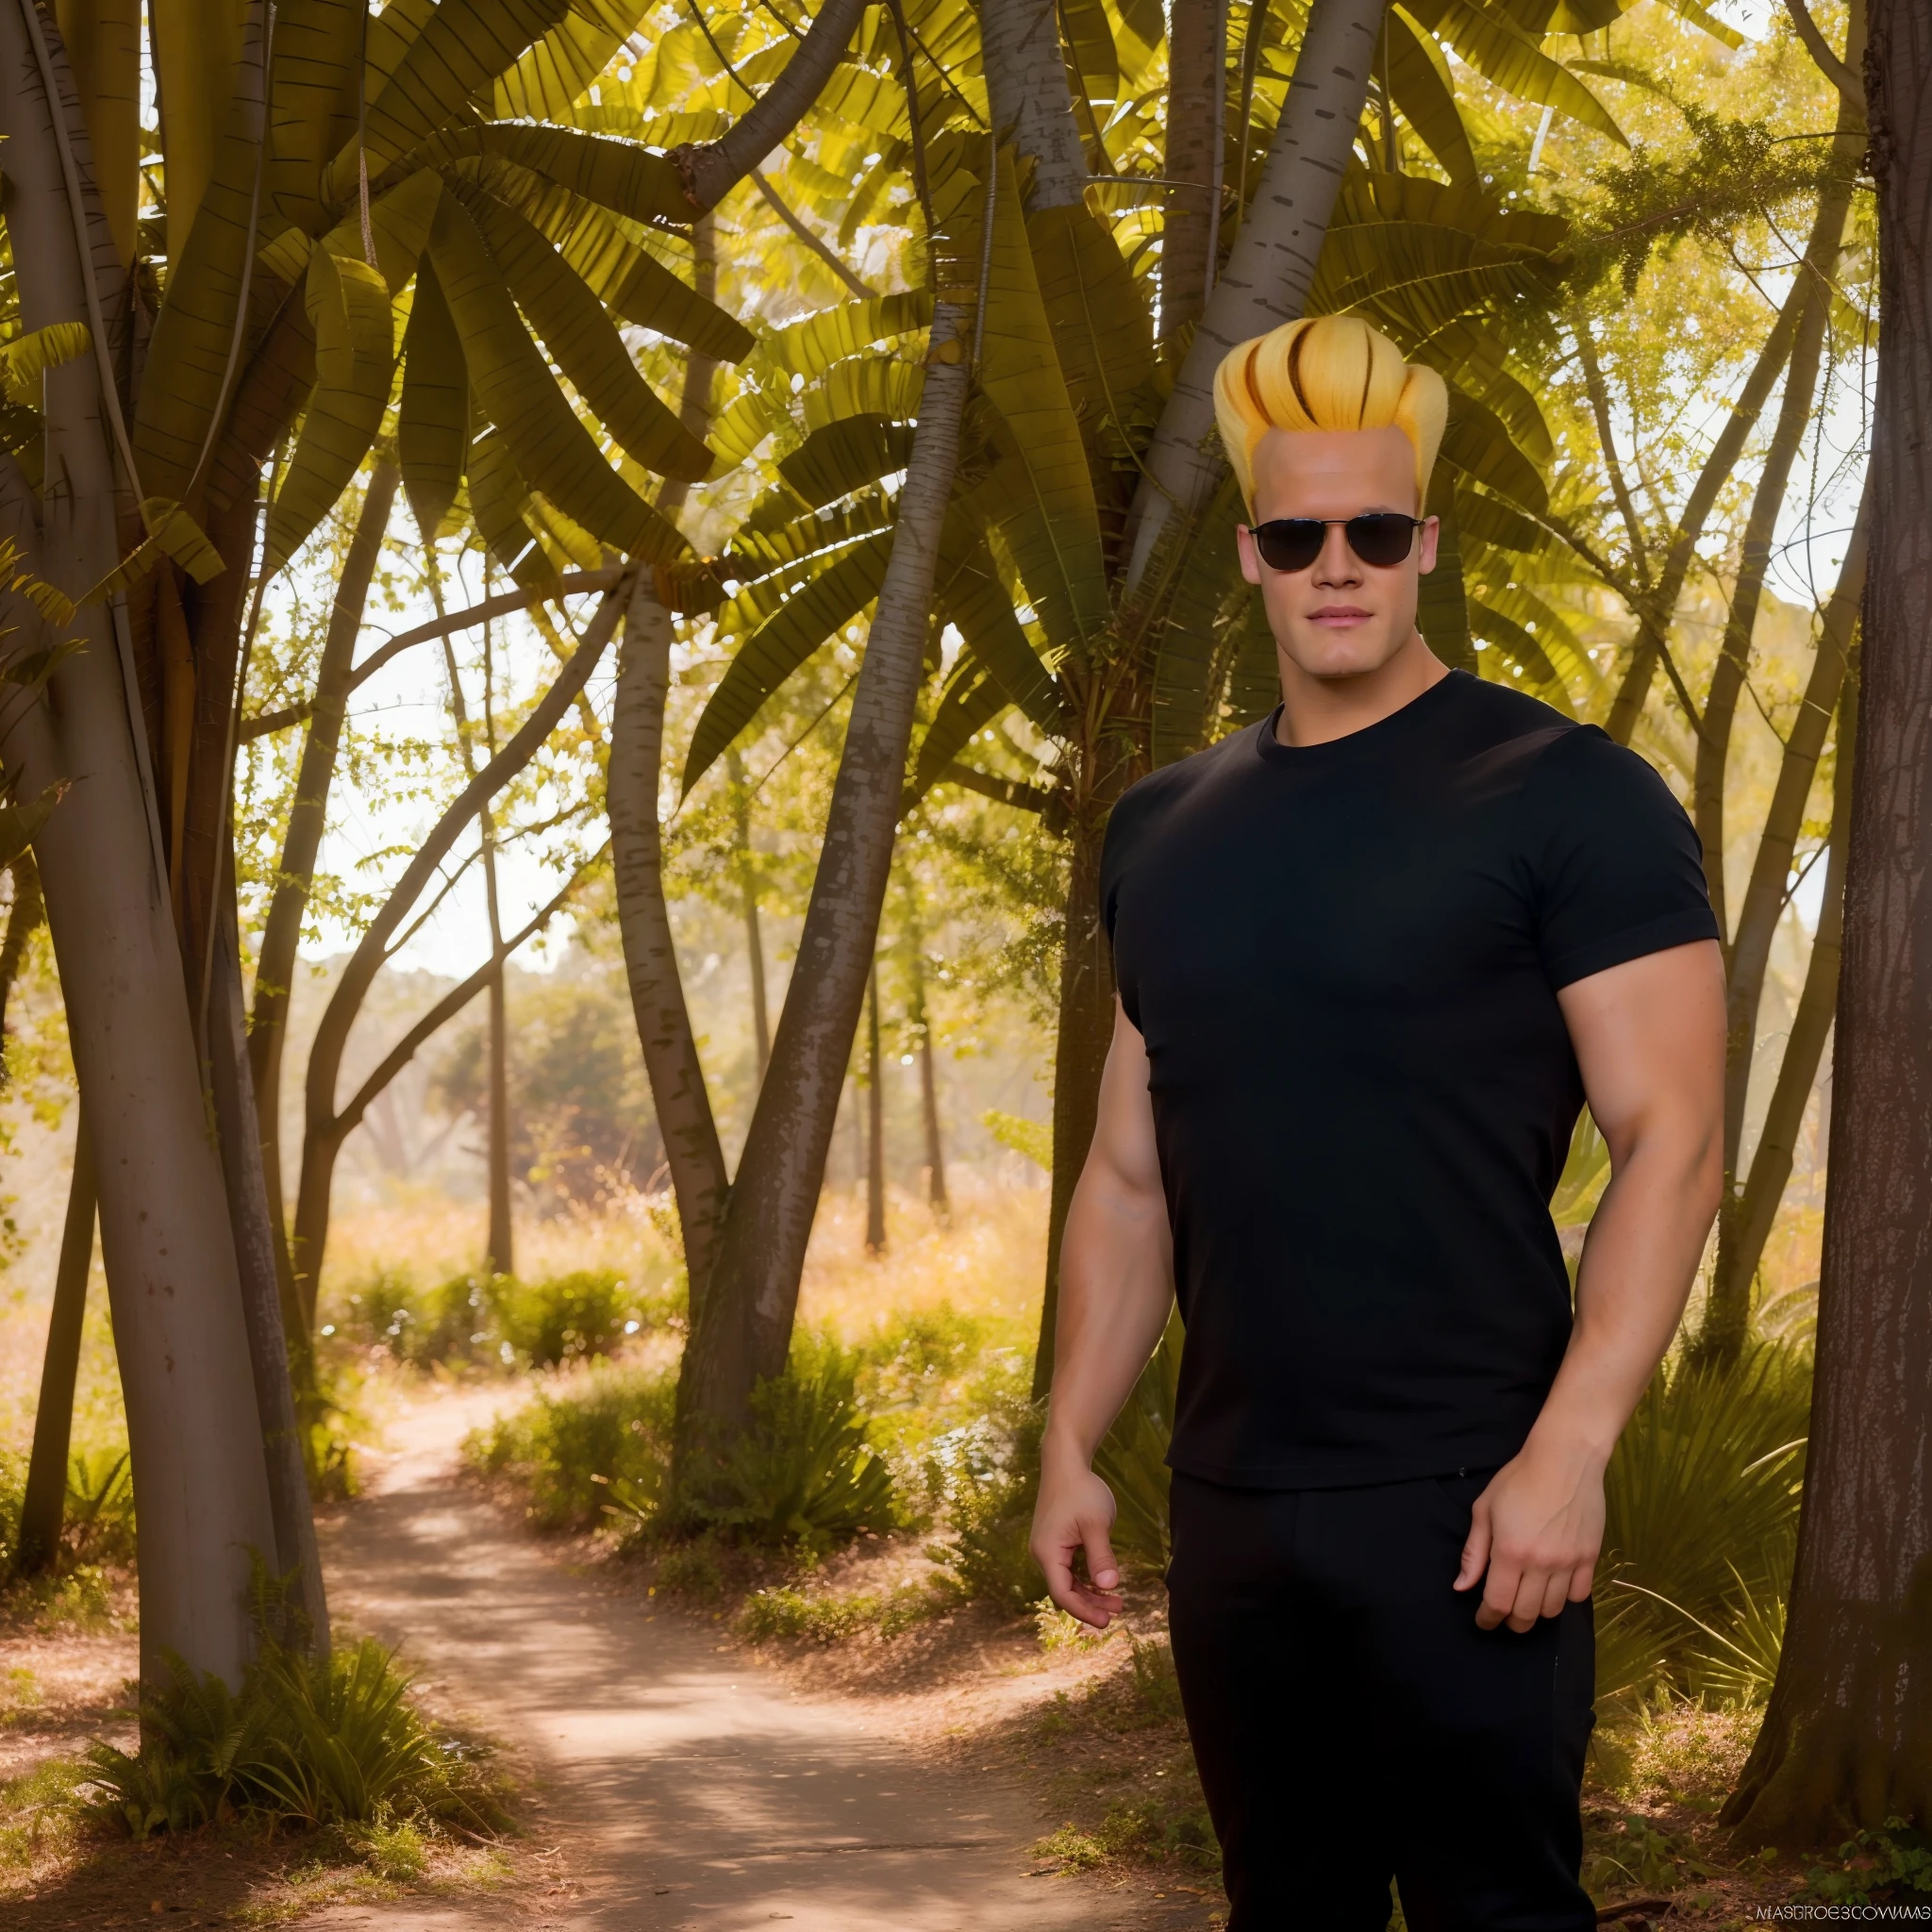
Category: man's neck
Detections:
[{"x1": 1274, "y1": 630, "x2": 1451, "y2": 748}]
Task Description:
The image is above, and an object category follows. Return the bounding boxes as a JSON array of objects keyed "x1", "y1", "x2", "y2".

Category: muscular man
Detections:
[{"x1": 1030, "y1": 315, "x2": 1724, "y2": 1928}]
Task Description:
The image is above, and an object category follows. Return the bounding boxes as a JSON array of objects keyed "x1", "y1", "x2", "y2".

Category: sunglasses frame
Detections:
[{"x1": 1247, "y1": 513, "x2": 1427, "y2": 575}]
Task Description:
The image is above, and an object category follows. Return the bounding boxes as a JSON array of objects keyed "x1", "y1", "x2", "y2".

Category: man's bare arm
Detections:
[
  {"x1": 1031, "y1": 998, "x2": 1175, "y2": 1628},
  {"x1": 1456, "y1": 938, "x2": 1725, "y2": 1631}
]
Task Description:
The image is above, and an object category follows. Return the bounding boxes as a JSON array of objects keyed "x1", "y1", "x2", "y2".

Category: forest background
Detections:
[{"x1": 0, "y1": 0, "x2": 1912, "y2": 1907}]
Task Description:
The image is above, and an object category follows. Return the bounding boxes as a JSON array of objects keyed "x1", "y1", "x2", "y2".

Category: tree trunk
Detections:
[
  {"x1": 14, "y1": 1112, "x2": 94, "y2": 1578},
  {"x1": 865, "y1": 959, "x2": 886, "y2": 1254},
  {"x1": 1122, "y1": 0, "x2": 1387, "y2": 591},
  {"x1": 1695, "y1": 497, "x2": 1866, "y2": 1365},
  {"x1": 1723, "y1": 669, "x2": 1856, "y2": 1337},
  {"x1": 209, "y1": 906, "x2": 328, "y2": 1652},
  {"x1": 978, "y1": 0, "x2": 1091, "y2": 210},
  {"x1": 907, "y1": 919, "x2": 948, "y2": 1214},
  {"x1": 1604, "y1": 4, "x2": 1863, "y2": 748},
  {"x1": 1721, "y1": 0, "x2": 1932, "y2": 1836},
  {"x1": 726, "y1": 748, "x2": 771, "y2": 1077},
  {"x1": 1035, "y1": 792, "x2": 1119, "y2": 1394},
  {"x1": 1691, "y1": 142, "x2": 1857, "y2": 936},
  {"x1": 479, "y1": 605, "x2": 513, "y2": 1279},
  {"x1": 485, "y1": 879, "x2": 512, "y2": 1275},
  {"x1": 0, "y1": 850, "x2": 45, "y2": 1067},
  {"x1": 681, "y1": 0, "x2": 868, "y2": 211},
  {"x1": 292, "y1": 597, "x2": 623, "y2": 1326},
  {"x1": 0, "y1": 0, "x2": 276, "y2": 1689},
  {"x1": 609, "y1": 574, "x2": 732, "y2": 1312},
  {"x1": 1161, "y1": 0, "x2": 1223, "y2": 342},
  {"x1": 676, "y1": 304, "x2": 973, "y2": 1445},
  {"x1": 250, "y1": 459, "x2": 398, "y2": 1351}
]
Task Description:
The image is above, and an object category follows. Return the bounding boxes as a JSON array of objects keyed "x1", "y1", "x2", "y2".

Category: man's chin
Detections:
[{"x1": 1283, "y1": 638, "x2": 1405, "y2": 683}]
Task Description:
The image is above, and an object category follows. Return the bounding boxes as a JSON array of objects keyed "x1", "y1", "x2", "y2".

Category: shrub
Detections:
[
  {"x1": 924, "y1": 1388, "x2": 1043, "y2": 1611},
  {"x1": 330, "y1": 1266, "x2": 679, "y2": 1374},
  {"x1": 489, "y1": 1270, "x2": 649, "y2": 1370},
  {"x1": 1598, "y1": 1341, "x2": 1811, "y2": 1702},
  {"x1": 683, "y1": 1341, "x2": 896, "y2": 1553},
  {"x1": 737, "y1": 1580, "x2": 947, "y2": 1644},
  {"x1": 330, "y1": 1270, "x2": 488, "y2": 1369},
  {"x1": 467, "y1": 1363, "x2": 675, "y2": 1532},
  {"x1": 80, "y1": 1607, "x2": 503, "y2": 1840}
]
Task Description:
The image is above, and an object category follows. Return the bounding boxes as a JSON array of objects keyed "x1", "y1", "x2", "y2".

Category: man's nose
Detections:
[{"x1": 1312, "y1": 525, "x2": 1359, "y2": 585}]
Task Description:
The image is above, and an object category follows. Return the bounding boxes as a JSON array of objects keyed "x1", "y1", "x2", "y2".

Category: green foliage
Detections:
[
  {"x1": 737, "y1": 1579, "x2": 947, "y2": 1644},
  {"x1": 80, "y1": 1617, "x2": 503, "y2": 1841},
  {"x1": 467, "y1": 1361, "x2": 675, "y2": 1531},
  {"x1": 1808, "y1": 1819, "x2": 1932, "y2": 1905},
  {"x1": 1571, "y1": 108, "x2": 1841, "y2": 295},
  {"x1": 491, "y1": 1270, "x2": 652, "y2": 1370},
  {"x1": 923, "y1": 1385, "x2": 1044, "y2": 1612},
  {"x1": 1598, "y1": 1341, "x2": 1811, "y2": 1704},
  {"x1": 682, "y1": 1342, "x2": 897, "y2": 1552},
  {"x1": 330, "y1": 1266, "x2": 677, "y2": 1373}
]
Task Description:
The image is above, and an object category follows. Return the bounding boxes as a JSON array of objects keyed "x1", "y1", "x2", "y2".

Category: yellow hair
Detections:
[{"x1": 1213, "y1": 315, "x2": 1447, "y2": 515}]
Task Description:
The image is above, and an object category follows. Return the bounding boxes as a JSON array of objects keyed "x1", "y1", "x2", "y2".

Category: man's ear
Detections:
[
  {"x1": 1417, "y1": 515, "x2": 1441, "y2": 576},
  {"x1": 1236, "y1": 523, "x2": 1263, "y2": 587}
]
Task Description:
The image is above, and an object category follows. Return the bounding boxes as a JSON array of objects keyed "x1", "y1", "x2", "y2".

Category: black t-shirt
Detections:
[{"x1": 1100, "y1": 670, "x2": 1718, "y2": 1489}]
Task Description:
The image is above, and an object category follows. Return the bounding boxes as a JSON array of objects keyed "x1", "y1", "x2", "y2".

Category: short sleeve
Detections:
[
  {"x1": 1523, "y1": 726, "x2": 1720, "y2": 990},
  {"x1": 1099, "y1": 773, "x2": 1167, "y2": 1031}
]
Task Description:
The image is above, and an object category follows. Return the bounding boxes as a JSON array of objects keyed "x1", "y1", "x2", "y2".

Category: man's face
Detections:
[{"x1": 1235, "y1": 425, "x2": 1440, "y2": 682}]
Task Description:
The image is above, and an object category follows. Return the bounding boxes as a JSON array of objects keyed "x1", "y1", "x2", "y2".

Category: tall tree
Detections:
[
  {"x1": 865, "y1": 958, "x2": 886, "y2": 1253},
  {"x1": 1722, "y1": 0, "x2": 1932, "y2": 1840},
  {"x1": 13, "y1": 1116, "x2": 95, "y2": 1578}
]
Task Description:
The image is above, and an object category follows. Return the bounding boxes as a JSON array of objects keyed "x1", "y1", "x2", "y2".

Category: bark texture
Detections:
[
  {"x1": 1161, "y1": 0, "x2": 1224, "y2": 341},
  {"x1": 865, "y1": 962, "x2": 886, "y2": 1253},
  {"x1": 683, "y1": 0, "x2": 868, "y2": 211},
  {"x1": 210, "y1": 908, "x2": 327, "y2": 1652},
  {"x1": 608, "y1": 575, "x2": 732, "y2": 1312},
  {"x1": 0, "y1": 0, "x2": 276, "y2": 1686},
  {"x1": 1722, "y1": 0, "x2": 1932, "y2": 1837},
  {"x1": 1123, "y1": 0, "x2": 1386, "y2": 589},
  {"x1": 14, "y1": 1114, "x2": 94, "y2": 1577},
  {"x1": 676, "y1": 306, "x2": 972, "y2": 1442},
  {"x1": 978, "y1": 0, "x2": 1091, "y2": 209}
]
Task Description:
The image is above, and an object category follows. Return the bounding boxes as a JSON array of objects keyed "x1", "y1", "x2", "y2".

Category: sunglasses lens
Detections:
[
  {"x1": 1253, "y1": 520, "x2": 1324, "y2": 572},
  {"x1": 1346, "y1": 514, "x2": 1419, "y2": 567}
]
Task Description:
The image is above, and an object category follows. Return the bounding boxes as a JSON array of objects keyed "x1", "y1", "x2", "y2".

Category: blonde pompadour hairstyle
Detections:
[{"x1": 1213, "y1": 315, "x2": 1448, "y2": 516}]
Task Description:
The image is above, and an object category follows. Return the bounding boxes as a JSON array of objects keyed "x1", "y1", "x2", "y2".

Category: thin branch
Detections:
[
  {"x1": 1780, "y1": 0, "x2": 1864, "y2": 108},
  {"x1": 330, "y1": 846, "x2": 606, "y2": 1141},
  {"x1": 941, "y1": 761, "x2": 1050, "y2": 812},
  {"x1": 1573, "y1": 316, "x2": 1651, "y2": 585},
  {"x1": 749, "y1": 167, "x2": 879, "y2": 298},
  {"x1": 241, "y1": 568, "x2": 626, "y2": 740}
]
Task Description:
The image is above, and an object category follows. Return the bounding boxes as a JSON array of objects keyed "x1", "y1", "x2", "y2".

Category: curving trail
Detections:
[{"x1": 306, "y1": 1386, "x2": 1205, "y2": 1932}]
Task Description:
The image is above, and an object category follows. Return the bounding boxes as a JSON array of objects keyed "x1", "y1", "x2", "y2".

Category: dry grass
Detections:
[
  {"x1": 795, "y1": 1175, "x2": 1047, "y2": 1346},
  {"x1": 320, "y1": 1184, "x2": 678, "y2": 1305}
]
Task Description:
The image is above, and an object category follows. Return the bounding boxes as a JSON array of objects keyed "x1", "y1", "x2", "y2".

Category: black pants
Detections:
[{"x1": 1166, "y1": 1468, "x2": 1595, "y2": 1931}]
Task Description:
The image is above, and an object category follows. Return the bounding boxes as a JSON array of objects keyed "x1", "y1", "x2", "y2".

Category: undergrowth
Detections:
[
  {"x1": 325, "y1": 1266, "x2": 681, "y2": 1374},
  {"x1": 77, "y1": 1581, "x2": 506, "y2": 1847}
]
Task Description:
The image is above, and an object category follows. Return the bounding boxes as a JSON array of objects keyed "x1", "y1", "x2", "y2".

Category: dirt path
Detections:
[{"x1": 308, "y1": 1385, "x2": 1205, "y2": 1932}]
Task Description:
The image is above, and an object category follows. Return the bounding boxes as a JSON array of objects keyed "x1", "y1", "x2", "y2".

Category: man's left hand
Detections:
[{"x1": 1452, "y1": 1438, "x2": 1606, "y2": 1632}]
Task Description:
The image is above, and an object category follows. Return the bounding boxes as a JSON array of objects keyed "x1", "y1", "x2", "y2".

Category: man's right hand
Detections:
[{"x1": 1031, "y1": 1450, "x2": 1125, "y2": 1627}]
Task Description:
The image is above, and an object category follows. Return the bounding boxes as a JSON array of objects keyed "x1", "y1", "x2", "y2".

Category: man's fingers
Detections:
[
  {"x1": 1568, "y1": 1560, "x2": 1594, "y2": 1604},
  {"x1": 1453, "y1": 1505, "x2": 1491, "y2": 1592},
  {"x1": 1539, "y1": 1569, "x2": 1570, "y2": 1623},
  {"x1": 1083, "y1": 1522, "x2": 1122, "y2": 1595}
]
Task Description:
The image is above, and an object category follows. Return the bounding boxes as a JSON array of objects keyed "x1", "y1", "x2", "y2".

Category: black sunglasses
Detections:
[{"x1": 1248, "y1": 513, "x2": 1424, "y2": 574}]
